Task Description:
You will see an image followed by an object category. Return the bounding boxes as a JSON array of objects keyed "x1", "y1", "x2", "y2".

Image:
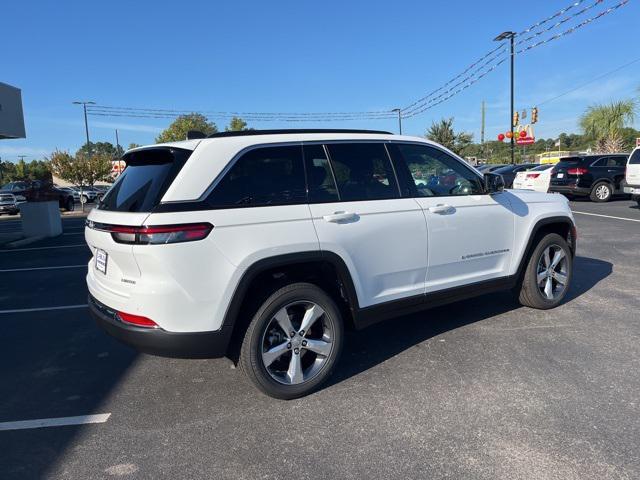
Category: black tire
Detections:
[
  {"x1": 590, "y1": 181, "x2": 612, "y2": 202},
  {"x1": 65, "y1": 197, "x2": 74, "y2": 211},
  {"x1": 239, "y1": 282, "x2": 344, "y2": 400},
  {"x1": 518, "y1": 233, "x2": 572, "y2": 309}
]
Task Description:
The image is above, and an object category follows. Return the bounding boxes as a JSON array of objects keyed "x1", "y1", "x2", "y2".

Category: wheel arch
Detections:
[
  {"x1": 515, "y1": 216, "x2": 575, "y2": 281},
  {"x1": 222, "y1": 251, "x2": 359, "y2": 358}
]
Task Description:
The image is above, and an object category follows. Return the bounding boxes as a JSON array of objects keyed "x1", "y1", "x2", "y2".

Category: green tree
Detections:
[
  {"x1": 225, "y1": 116, "x2": 249, "y2": 132},
  {"x1": 128, "y1": 143, "x2": 142, "y2": 150},
  {"x1": 156, "y1": 113, "x2": 218, "y2": 143},
  {"x1": 579, "y1": 100, "x2": 636, "y2": 153},
  {"x1": 15, "y1": 159, "x2": 28, "y2": 179},
  {"x1": 49, "y1": 149, "x2": 113, "y2": 211},
  {"x1": 76, "y1": 141, "x2": 124, "y2": 160},
  {"x1": 425, "y1": 118, "x2": 473, "y2": 156},
  {"x1": 0, "y1": 161, "x2": 17, "y2": 184}
]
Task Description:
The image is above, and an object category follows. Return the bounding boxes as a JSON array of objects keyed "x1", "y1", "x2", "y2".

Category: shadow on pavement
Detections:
[
  {"x1": 0, "y1": 256, "x2": 612, "y2": 478},
  {"x1": 0, "y1": 309, "x2": 139, "y2": 480},
  {"x1": 327, "y1": 255, "x2": 612, "y2": 389}
]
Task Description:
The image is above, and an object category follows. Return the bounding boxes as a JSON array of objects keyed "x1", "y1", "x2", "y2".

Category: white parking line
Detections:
[
  {"x1": 0, "y1": 244, "x2": 87, "y2": 253},
  {"x1": 0, "y1": 304, "x2": 88, "y2": 314},
  {"x1": 0, "y1": 265, "x2": 86, "y2": 273},
  {"x1": 0, "y1": 413, "x2": 111, "y2": 431},
  {"x1": 573, "y1": 211, "x2": 640, "y2": 223}
]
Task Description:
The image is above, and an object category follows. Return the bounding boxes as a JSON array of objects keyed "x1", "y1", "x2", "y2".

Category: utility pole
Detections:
[
  {"x1": 115, "y1": 128, "x2": 123, "y2": 176},
  {"x1": 392, "y1": 108, "x2": 402, "y2": 135},
  {"x1": 72, "y1": 101, "x2": 95, "y2": 151},
  {"x1": 494, "y1": 31, "x2": 516, "y2": 164},
  {"x1": 17, "y1": 155, "x2": 27, "y2": 162},
  {"x1": 480, "y1": 100, "x2": 485, "y2": 159}
]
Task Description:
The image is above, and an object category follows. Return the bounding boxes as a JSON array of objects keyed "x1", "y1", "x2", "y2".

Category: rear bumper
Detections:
[
  {"x1": 88, "y1": 294, "x2": 232, "y2": 358},
  {"x1": 623, "y1": 185, "x2": 640, "y2": 194},
  {"x1": 549, "y1": 183, "x2": 590, "y2": 196}
]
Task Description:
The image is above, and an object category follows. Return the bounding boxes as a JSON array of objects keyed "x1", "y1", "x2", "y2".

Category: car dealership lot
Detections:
[{"x1": 1, "y1": 201, "x2": 639, "y2": 480}]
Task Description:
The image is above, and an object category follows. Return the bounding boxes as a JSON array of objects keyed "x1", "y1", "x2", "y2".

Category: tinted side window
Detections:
[
  {"x1": 303, "y1": 144, "x2": 339, "y2": 203},
  {"x1": 325, "y1": 143, "x2": 399, "y2": 201},
  {"x1": 207, "y1": 145, "x2": 306, "y2": 208},
  {"x1": 607, "y1": 156, "x2": 627, "y2": 167},
  {"x1": 389, "y1": 143, "x2": 483, "y2": 197},
  {"x1": 591, "y1": 157, "x2": 607, "y2": 167},
  {"x1": 629, "y1": 149, "x2": 640, "y2": 165}
]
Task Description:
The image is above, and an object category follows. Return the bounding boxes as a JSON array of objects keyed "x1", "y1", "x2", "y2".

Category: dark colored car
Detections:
[
  {"x1": 548, "y1": 153, "x2": 629, "y2": 202},
  {"x1": 493, "y1": 163, "x2": 538, "y2": 188},
  {"x1": 0, "y1": 180, "x2": 76, "y2": 211},
  {"x1": 477, "y1": 163, "x2": 509, "y2": 173}
]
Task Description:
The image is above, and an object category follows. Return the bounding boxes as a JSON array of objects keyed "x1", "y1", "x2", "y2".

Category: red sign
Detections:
[{"x1": 516, "y1": 136, "x2": 535, "y2": 145}]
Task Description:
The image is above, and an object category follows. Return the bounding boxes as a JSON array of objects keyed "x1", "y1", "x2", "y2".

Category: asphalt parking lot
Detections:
[{"x1": 1, "y1": 199, "x2": 639, "y2": 480}]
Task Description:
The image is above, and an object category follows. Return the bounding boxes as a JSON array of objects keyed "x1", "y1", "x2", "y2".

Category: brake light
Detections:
[
  {"x1": 88, "y1": 222, "x2": 213, "y2": 245},
  {"x1": 567, "y1": 167, "x2": 588, "y2": 175},
  {"x1": 528, "y1": 173, "x2": 540, "y2": 179},
  {"x1": 117, "y1": 311, "x2": 158, "y2": 328}
]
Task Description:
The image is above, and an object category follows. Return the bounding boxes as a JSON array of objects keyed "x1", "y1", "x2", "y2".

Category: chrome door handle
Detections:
[
  {"x1": 323, "y1": 211, "x2": 358, "y2": 223},
  {"x1": 428, "y1": 204, "x2": 455, "y2": 215}
]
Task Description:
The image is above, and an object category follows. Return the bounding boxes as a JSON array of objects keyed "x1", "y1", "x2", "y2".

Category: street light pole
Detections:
[
  {"x1": 494, "y1": 31, "x2": 516, "y2": 164},
  {"x1": 72, "y1": 101, "x2": 95, "y2": 150},
  {"x1": 392, "y1": 108, "x2": 402, "y2": 135}
]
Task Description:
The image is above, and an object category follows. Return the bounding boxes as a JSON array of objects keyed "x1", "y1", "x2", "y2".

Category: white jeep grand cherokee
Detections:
[{"x1": 86, "y1": 129, "x2": 576, "y2": 399}]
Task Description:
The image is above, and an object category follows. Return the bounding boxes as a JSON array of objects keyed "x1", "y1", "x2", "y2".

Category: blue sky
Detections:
[{"x1": 2, "y1": 0, "x2": 639, "y2": 161}]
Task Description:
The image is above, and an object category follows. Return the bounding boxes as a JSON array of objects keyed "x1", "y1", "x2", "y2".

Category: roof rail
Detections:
[
  {"x1": 186, "y1": 130, "x2": 207, "y2": 140},
  {"x1": 206, "y1": 128, "x2": 394, "y2": 138}
]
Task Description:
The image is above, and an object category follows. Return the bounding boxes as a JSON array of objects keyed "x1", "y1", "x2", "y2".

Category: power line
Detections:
[
  {"x1": 537, "y1": 57, "x2": 640, "y2": 106},
  {"x1": 517, "y1": 0, "x2": 630, "y2": 55},
  {"x1": 403, "y1": 0, "x2": 631, "y2": 118},
  {"x1": 85, "y1": 0, "x2": 632, "y2": 123}
]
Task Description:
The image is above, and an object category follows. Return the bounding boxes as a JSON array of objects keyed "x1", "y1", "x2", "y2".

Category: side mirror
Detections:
[{"x1": 484, "y1": 172, "x2": 505, "y2": 194}]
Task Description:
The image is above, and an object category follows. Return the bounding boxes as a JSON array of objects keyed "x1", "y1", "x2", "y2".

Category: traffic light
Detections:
[
  {"x1": 531, "y1": 107, "x2": 538, "y2": 124},
  {"x1": 513, "y1": 111, "x2": 519, "y2": 127}
]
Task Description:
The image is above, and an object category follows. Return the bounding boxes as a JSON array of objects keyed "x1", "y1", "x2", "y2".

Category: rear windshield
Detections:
[
  {"x1": 629, "y1": 149, "x2": 640, "y2": 165},
  {"x1": 98, "y1": 148, "x2": 191, "y2": 212},
  {"x1": 555, "y1": 157, "x2": 582, "y2": 169}
]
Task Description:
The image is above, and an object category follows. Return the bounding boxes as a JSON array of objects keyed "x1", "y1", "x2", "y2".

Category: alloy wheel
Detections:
[
  {"x1": 260, "y1": 301, "x2": 334, "y2": 385},
  {"x1": 536, "y1": 244, "x2": 568, "y2": 300},
  {"x1": 595, "y1": 184, "x2": 610, "y2": 200}
]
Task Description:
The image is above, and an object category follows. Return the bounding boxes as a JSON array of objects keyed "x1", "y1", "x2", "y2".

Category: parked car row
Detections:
[
  {"x1": 0, "y1": 181, "x2": 114, "y2": 214},
  {"x1": 0, "y1": 180, "x2": 76, "y2": 211},
  {"x1": 478, "y1": 147, "x2": 640, "y2": 205}
]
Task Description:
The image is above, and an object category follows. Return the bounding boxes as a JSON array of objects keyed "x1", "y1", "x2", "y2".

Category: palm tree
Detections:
[
  {"x1": 579, "y1": 100, "x2": 636, "y2": 153},
  {"x1": 425, "y1": 118, "x2": 473, "y2": 156}
]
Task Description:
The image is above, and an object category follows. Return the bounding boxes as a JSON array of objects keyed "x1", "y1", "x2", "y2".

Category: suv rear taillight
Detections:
[
  {"x1": 567, "y1": 167, "x2": 588, "y2": 175},
  {"x1": 88, "y1": 221, "x2": 213, "y2": 245},
  {"x1": 528, "y1": 173, "x2": 540, "y2": 179}
]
